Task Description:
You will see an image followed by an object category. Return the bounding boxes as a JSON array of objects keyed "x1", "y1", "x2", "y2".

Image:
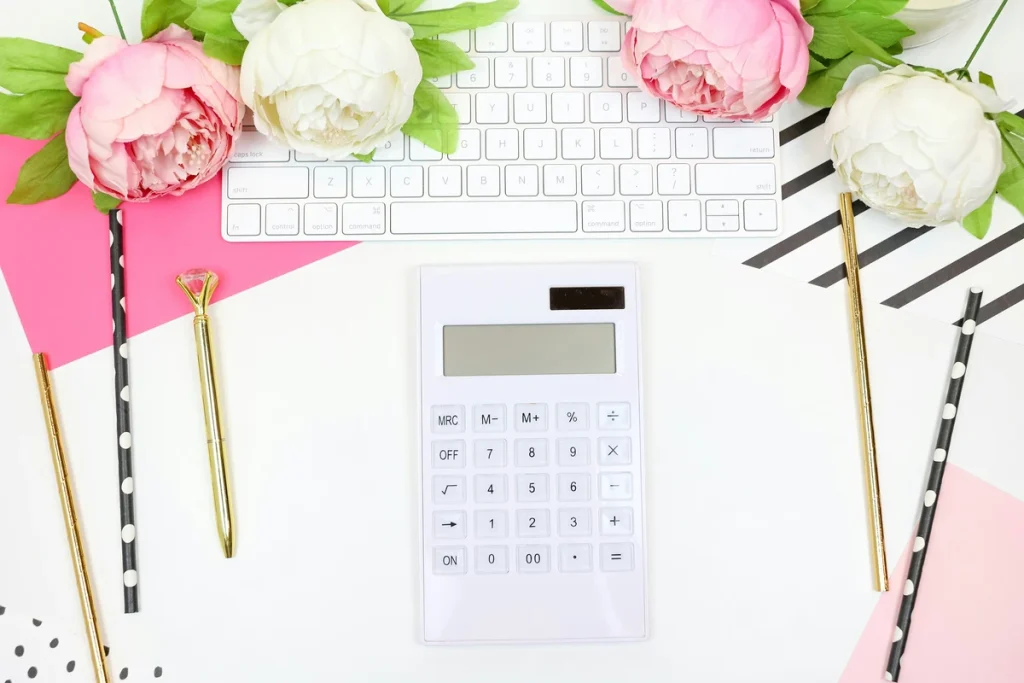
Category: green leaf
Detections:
[
  {"x1": 962, "y1": 193, "x2": 994, "y2": 239},
  {"x1": 996, "y1": 111, "x2": 1024, "y2": 135},
  {"x1": 389, "y1": 0, "x2": 428, "y2": 12},
  {"x1": 201, "y1": 34, "x2": 247, "y2": 65},
  {"x1": 376, "y1": 0, "x2": 390, "y2": 12},
  {"x1": 996, "y1": 116, "x2": 1024, "y2": 215},
  {"x1": 0, "y1": 91, "x2": 79, "y2": 139},
  {"x1": 352, "y1": 151, "x2": 376, "y2": 163},
  {"x1": 93, "y1": 191, "x2": 121, "y2": 213},
  {"x1": 592, "y1": 0, "x2": 626, "y2": 15},
  {"x1": 6, "y1": 133, "x2": 78, "y2": 205},
  {"x1": 806, "y1": 0, "x2": 857, "y2": 15},
  {"x1": 801, "y1": 0, "x2": 823, "y2": 11},
  {"x1": 807, "y1": 13, "x2": 914, "y2": 59},
  {"x1": 843, "y1": 26, "x2": 903, "y2": 66},
  {"x1": 809, "y1": 55, "x2": 828, "y2": 74},
  {"x1": 395, "y1": 0, "x2": 519, "y2": 40},
  {"x1": 979, "y1": 71, "x2": 995, "y2": 90},
  {"x1": 799, "y1": 53, "x2": 874, "y2": 107},
  {"x1": 142, "y1": 0, "x2": 196, "y2": 39},
  {"x1": 0, "y1": 38, "x2": 82, "y2": 94},
  {"x1": 844, "y1": 0, "x2": 908, "y2": 15},
  {"x1": 401, "y1": 80, "x2": 458, "y2": 154},
  {"x1": 187, "y1": 0, "x2": 245, "y2": 41},
  {"x1": 412, "y1": 38, "x2": 475, "y2": 78}
]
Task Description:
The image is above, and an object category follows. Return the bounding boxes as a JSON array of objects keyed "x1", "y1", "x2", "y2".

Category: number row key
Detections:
[
  {"x1": 432, "y1": 473, "x2": 633, "y2": 503},
  {"x1": 436, "y1": 508, "x2": 635, "y2": 539}
]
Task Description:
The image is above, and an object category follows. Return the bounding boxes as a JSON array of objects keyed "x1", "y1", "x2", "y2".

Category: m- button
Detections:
[
  {"x1": 474, "y1": 404, "x2": 506, "y2": 432},
  {"x1": 431, "y1": 405, "x2": 465, "y2": 433}
]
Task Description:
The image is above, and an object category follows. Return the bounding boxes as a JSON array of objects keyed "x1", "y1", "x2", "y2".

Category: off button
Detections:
[{"x1": 431, "y1": 405, "x2": 465, "y2": 433}]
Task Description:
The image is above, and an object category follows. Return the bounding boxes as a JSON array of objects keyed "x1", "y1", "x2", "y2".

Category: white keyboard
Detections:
[{"x1": 221, "y1": 18, "x2": 782, "y2": 242}]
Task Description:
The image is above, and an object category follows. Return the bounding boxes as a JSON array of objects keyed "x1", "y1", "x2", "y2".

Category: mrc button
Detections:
[{"x1": 431, "y1": 405, "x2": 466, "y2": 433}]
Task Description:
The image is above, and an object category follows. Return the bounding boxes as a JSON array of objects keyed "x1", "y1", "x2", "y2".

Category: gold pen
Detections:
[
  {"x1": 177, "y1": 269, "x2": 235, "y2": 559},
  {"x1": 34, "y1": 354, "x2": 112, "y2": 683},
  {"x1": 839, "y1": 193, "x2": 889, "y2": 592}
]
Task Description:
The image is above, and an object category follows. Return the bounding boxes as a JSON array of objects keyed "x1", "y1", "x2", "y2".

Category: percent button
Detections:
[{"x1": 557, "y1": 403, "x2": 590, "y2": 431}]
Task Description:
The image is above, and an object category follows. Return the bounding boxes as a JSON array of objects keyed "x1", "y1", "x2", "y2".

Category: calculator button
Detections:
[
  {"x1": 515, "y1": 438, "x2": 549, "y2": 466},
  {"x1": 432, "y1": 475, "x2": 467, "y2": 504},
  {"x1": 558, "y1": 508, "x2": 592, "y2": 536},
  {"x1": 557, "y1": 472, "x2": 591, "y2": 502},
  {"x1": 474, "y1": 439, "x2": 507, "y2": 467},
  {"x1": 599, "y1": 472, "x2": 633, "y2": 500},
  {"x1": 473, "y1": 404, "x2": 506, "y2": 432},
  {"x1": 598, "y1": 437, "x2": 631, "y2": 465},
  {"x1": 557, "y1": 438, "x2": 590, "y2": 466},
  {"x1": 475, "y1": 509, "x2": 509, "y2": 538},
  {"x1": 516, "y1": 473, "x2": 550, "y2": 502},
  {"x1": 514, "y1": 403, "x2": 548, "y2": 431},
  {"x1": 597, "y1": 402, "x2": 630, "y2": 429},
  {"x1": 600, "y1": 507, "x2": 633, "y2": 535},
  {"x1": 559, "y1": 543, "x2": 593, "y2": 572},
  {"x1": 600, "y1": 542, "x2": 634, "y2": 571},
  {"x1": 433, "y1": 510, "x2": 467, "y2": 539},
  {"x1": 476, "y1": 545, "x2": 510, "y2": 574},
  {"x1": 516, "y1": 509, "x2": 551, "y2": 537},
  {"x1": 474, "y1": 474, "x2": 509, "y2": 503},
  {"x1": 556, "y1": 402, "x2": 590, "y2": 430},
  {"x1": 517, "y1": 544, "x2": 551, "y2": 573},
  {"x1": 433, "y1": 546, "x2": 468, "y2": 574},
  {"x1": 431, "y1": 405, "x2": 466, "y2": 433},
  {"x1": 431, "y1": 439, "x2": 466, "y2": 468}
]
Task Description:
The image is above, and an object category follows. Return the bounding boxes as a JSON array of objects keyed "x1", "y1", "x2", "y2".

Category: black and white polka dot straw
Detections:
[
  {"x1": 885, "y1": 287, "x2": 984, "y2": 681},
  {"x1": 109, "y1": 210, "x2": 139, "y2": 613}
]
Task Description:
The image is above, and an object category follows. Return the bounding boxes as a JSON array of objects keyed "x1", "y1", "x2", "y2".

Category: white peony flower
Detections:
[
  {"x1": 825, "y1": 64, "x2": 1009, "y2": 227},
  {"x1": 238, "y1": 0, "x2": 423, "y2": 159}
]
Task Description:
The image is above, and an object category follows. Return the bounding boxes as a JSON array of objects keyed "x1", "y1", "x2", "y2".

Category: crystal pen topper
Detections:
[{"x1": 177, "y1": 269, "x2": 236, "y2": 559}]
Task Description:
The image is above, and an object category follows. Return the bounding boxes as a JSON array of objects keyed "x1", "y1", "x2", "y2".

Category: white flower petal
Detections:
[{"x1": 232, "y1": 0, "x2": 286, "y2": 42}]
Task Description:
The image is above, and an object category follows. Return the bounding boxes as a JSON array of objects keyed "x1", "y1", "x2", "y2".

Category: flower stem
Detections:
[
  {"x1": 106, "y1": 0, "x2": 127, "y2": 40},
  {"x1": 78, "y1": 22, "x2": 104, "y2": 39},
  {"x1": 962, "y1": 0, "x2": 1008, "y2": 74}
]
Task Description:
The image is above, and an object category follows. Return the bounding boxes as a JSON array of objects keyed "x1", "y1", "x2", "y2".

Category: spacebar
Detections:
[{"x1": 391, "y1": 201, "x2": 578, "y2": 234}]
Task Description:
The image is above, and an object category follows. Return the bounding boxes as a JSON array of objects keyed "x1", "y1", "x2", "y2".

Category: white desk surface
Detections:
[{"x1": 2, "y1": 1, "x2": 1024, "y2": 681}]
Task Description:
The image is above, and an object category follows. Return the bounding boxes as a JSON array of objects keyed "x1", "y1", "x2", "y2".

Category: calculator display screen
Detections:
[{"x1": 442, "y1": 323, "x2": 616, "y2": 376}]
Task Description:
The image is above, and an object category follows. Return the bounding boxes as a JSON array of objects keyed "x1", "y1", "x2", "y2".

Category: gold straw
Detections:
[
  {"x1": 34, "y1": 353, "x2": 112, "y2": 683},
  {"x1": 838, "y1": 193, "x2": 889, "y2": 592}
]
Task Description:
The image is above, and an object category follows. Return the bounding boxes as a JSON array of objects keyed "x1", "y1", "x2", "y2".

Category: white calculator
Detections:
[{"x1": 418, "y1": 263, "x2": 647, "y2": 644}]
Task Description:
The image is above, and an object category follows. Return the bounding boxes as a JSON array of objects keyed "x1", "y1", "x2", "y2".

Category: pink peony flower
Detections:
[
  {"x1": 64, "y1": 26, "x2": 243, "y2": 202},
  {"x1": 621, "y1": 0, "x2": 813, "y2": 121}
]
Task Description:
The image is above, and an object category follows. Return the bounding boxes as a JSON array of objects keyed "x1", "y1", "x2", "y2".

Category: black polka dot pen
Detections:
[
  {"x1": 885, "y1": 288, "x2": 984, "y2": 682},
  {"x1": 110, "y1": 210, "x2": 140, "y2": 613}
]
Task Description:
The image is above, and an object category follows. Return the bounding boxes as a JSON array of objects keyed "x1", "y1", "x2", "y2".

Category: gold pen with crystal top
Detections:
[{"x1": 177, "y1": 269, "x2": 235, "y2": 559}]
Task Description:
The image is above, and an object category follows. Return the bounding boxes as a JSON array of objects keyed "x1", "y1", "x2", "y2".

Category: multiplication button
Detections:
[
  {"x1": 600, "y1": 542, "x2": 634, "y2": 571},
  {"x1": 431, "y1": 405, "x2": 466, "y2": 433},
  {"x1": 514, "y1": 403, "x2": 548, "y2": 431},
  {"x1": 433, "y1": 546, "x2": 468, "y2": 574},
  {"x1": 598, "y1": 437, "x2": 631, "y2": 465}
]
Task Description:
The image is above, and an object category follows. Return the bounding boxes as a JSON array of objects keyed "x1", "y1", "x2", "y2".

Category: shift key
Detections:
[
  {"x1": 695, "y1": 163, "x2": 775, "y2": 195},
  {"x1": 227, "y1": 167, "x2": 309, "y2": 199}
]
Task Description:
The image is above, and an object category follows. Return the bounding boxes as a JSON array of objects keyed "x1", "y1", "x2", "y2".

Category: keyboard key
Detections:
[
  {"x1": 517, "y1": 544, "x2": 551, "y2": 573},
  {"x1": 475, "y1": 474, "x2": 508, "y2": 503},
  {"x1": 516, "y1": 473, "x2": 549, "y2": 502},
  {"x1": 600, "y1": 508, "x2": 633, "y2": 536},
  {"x1": 598, "y1": 402, "x2": 630, "y2": 429},
  {"x1": 551, "y1": 21, "x2": 584, "y2": 52},
  {"x1": 707, "y1": 216, "x2": 741, "y2": 232},
  {"x1": 475, "y1": 22, "x2": 508, "y2": 52},
  {"x1": 442, "y1": 30, "x2": 470, "y2": 51},
  {"x1": 295, "y1": 152, "x2": 328, "y2": 162},
  {"x1": 428, "y1": 74, "x2": 452, "y2": 89},
  {"x1": 551, "y1": 92, "x2": 585, "y2": 123},
  {"x1": 466, "y1": 166, "x2": 501, "y2": 197},
  {"x1": 431, "y1": 439, "x2": 466, "y2": 468},
  {"x1": 713, "y1": 126, "x2": 775, "y2": 158},
  {"x1": 514, "y1": 403, "x2": 547, "y2": 430},
  {"x1": 627, "y1": 92, "x2": 661, "y2": 122},
  {"x1": 600, "y1": 128, "x2": 632, "y2": 159},
  {"x1": 303, "y1": 202, "x2": 338, "y2": 236},
  {"x1": 431, "y1": 405, "x2": 465, "y2": 433},
  {"x1": 391, "y1": 201, "x2": 578, "y2": 234},
  {"x1": 231, "y1": 130, "x2": 290, "y2": 162},
  {"x1": 390, "y1": 166, "x2": 424, "y2": 198},
  {"x1": 582, "y1": 200, "x2": 626, "y2": 232},
  {"x1": 433, "y1": 546, "x2": 467, "y2": 574},
  {"x1": 590, "y1": 92, "x2": 622, "y2": 123},
  {"x1": 457, "y1": 57, "x2": 489, "y2": 88},
  {"x1": 532, "y1": 57, "x2": 566, "y2": 88},
  {"x1": 744, "y1": 199, "x2": 778, "y2": 232},
  {"x1": 543, "y1": 164, "x2": 577, "y2": 196},
  {"x1": 433, "y1": 510, "x2": 467, "y2": 539},
  {"x1": 313, "y1": 167, "x2": 347, "y2": 198},
  {"x1": 505, "y1": 164, "x2": 539, "y2": 196},
  {"x1": 630, "y1": 200, "x2": 663, "y2": 232},
  {"x1": 517, "y1": 509, "x2": 550, "y2": 537},
  {"x1": 588, "y1": 21, "x2": 621, "y2": 52},
  {"x1": 558, "y1": 473, "x2": 591, "y2": 502},
  {"x1": 637, "y1": 127, "x2": 671, "y2": 159},
  {"x1": 342, "y1": 202, "x2": 385, "y2": 235},
  {"x1": 607, "y1": 55, "x2": 635, "y2": 87},
  {"x1": 524, "y1": 129, "x2": 557, "y2": 160},
  {"x1": 475, "y1": 510, "x2": 509, "y2": 538},
  {"x1": 695, "y1": 163, "x2": 776, "y2": 195},
  {"x1": 676, "y1": 128, "x2": 709, "y2": 159},
  {"x1": 581, "y1": 164, "x2": 615, "y2": 195},
  {"x1": 512, "y1": 22, "x2": 545, "y2": 52},
  {"x1": 226, "y1": 204, "x2": 260, "y2": 236},
  {"x1": 707, "y1": 199, "x2": 740, "y2": 216},
  {"x1": 600, "y1": 473, "x2": 633, "y2": 501},
  {"x1": 513, "y1": 92, "x2": 546, "y2": 123},
  {"x1": 410, "y1": 138, "x2": 443, "y2": 162},
  {"x1": 559, "y1": 508, "x2": 592, "y2": 536},
  {"x1": 493, "y1": 57, "x2": 527, "y2": 88},
  {"x1": 428, "y1": 166, "x2": 462, "y2": 197},
  {"x1": 265, "y1": 203, "x2": 299, "y2": 236},
  {"x1": 570, "y1": 56, "x2": 603, "y2": 87},
  {"x1": 557, "y1": 438, "x2": 590, "y2": 466},
  {"x1": 449, "y1": 129, "x2": 481, "y2": 161},
  {"x1": 351, "y1": 166, "x2": 386, "y2": 198},
  {"x1": 559, "y1": 543, "x2": 593, "y2": 572},
  {"x1": 446, "y1": 93, "x2": 472, "y2": 124},
  {"x1": 476, "y1": 545, "x2": 510, "y2": 573},
  {"x1": 657, "y1": 164, "x2": 691, "y2": 195},
  {"x1": 474, "y1": 439, "x2": 507, "y2": 467},
  {"x1": 666, "y1": 106, "x2": 699, "y2": 123},
  {"x1": 473, "y1": 405, "x2": 505, "y2": 432},
  {"x1": 476, "y1": 93, "x2": 509, "y2": 124},
  {"x1": 486, "y1": 129, "x2": 519, "y2": 160},
  {"x1": 227, "y1": 167, "x2": 308, "y2": 199},
  {"x1": 557, "y1": 403, "x2": 589, "y2": 430},
  {"x1": 515, "y1": 438, "x2": 548, "y2": 466},
  {"x1": 668, "y1": 200, "x2": 702, "y2": 232},
  {"x1": 598, "y1": 437, "x2": 631, "y2": 465},
  {"x1": 600, "y1": 542, "x2": 634, "y2": 571},
  {"x1": 620, "y1": 164, "x2": 653, "y2": 195},
  {"x1": 433, "y1": 475, "x2": 467, "y2": 504}
]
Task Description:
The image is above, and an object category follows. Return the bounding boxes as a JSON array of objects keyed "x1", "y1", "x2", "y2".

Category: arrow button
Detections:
[{"x1": 433, "y1": 510, "x2": 467, "y2": 539}]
